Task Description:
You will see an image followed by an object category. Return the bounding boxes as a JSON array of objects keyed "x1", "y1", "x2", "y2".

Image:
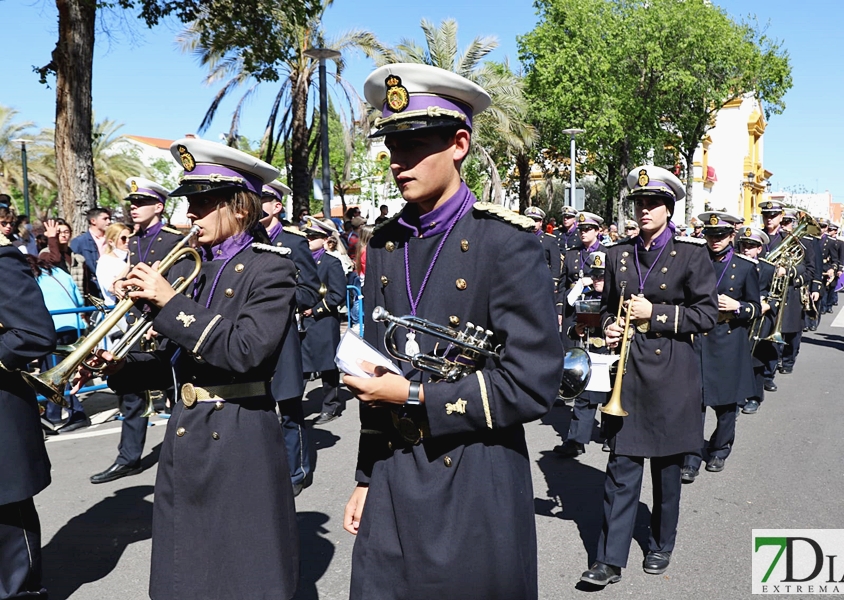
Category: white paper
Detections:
[
  {"x1": 585, "y1": 353, "x2": 620, "y2": 392},
  {"x1": 334, "y1": 330, "x2": 403, "y2": 378},
  {"x1": 567, "y1": 279, "x2": 585, "y2": 306}
]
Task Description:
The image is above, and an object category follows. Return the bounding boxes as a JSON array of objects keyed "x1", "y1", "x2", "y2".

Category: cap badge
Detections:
[
  {"x1": 177, "y1": 145, "x2": 196, "y2": 172},
  {"x1": 745, "y1": 227, "x2": 752, "y2": 237},
  {"x1": 593, "y1": 256, "x2": 602, "y2": 267},
  {"x1": 638, "y1": 169, "x2": 650, "y2": 187},
  {"x1": 385, "y1": 74, "x2": 409, "y2": 113},
  {"x1": 709, "y1": 214, "x2": 719, "y2": 226},
  {"x1": 130, "y1": 179, "x2": 138, "y2": 193},
  {"x1": 761, "y1": 201, "x2": 771, "y2": 209},
  {"x1": 578, "y1": 213, "x2": 586, "y2": 223}
]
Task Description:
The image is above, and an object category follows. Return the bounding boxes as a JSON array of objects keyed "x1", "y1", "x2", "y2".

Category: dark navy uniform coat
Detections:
[
  {"x1": 600, "y1": 235, "x2": 718, "y2": 457},
  {"x1": 269, "y1": 225, "x2": 320, "y2": 401},
  {"x1": 352, "y1": 195, "x2": 564, "y2": 600},
  {"x1": 0, "y1": 244, "x2": 57, "y2": 506},
  {"x1": 752, "y1": 259, "x2": 778, "y2": 366},
  {"x1": 300, "y1": 251, "x2": 345, "y2": 373},
  {"x1": 127, "y1": 222, "x2": 185, "y2": 325},
  {"x1": 695, "y1": 251, "x2": 760, "y2": 406},
  {"x1": 763, "y1": 229, "x2": 812, "y2": 334},
  {"x1": 538, "y1": 231, "x2": 562, "y2": 292},
  {"x1": 109, "y1": 236, "x2": 299, "y2": 600}
]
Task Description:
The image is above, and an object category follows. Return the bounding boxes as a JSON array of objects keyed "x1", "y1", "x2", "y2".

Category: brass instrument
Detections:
[
  {"x1": 601, "y1": 282, "x2": 630, "y2": 417},
  {"x1": 21, "y1": 226, "x2": 202, "y2": 407}
]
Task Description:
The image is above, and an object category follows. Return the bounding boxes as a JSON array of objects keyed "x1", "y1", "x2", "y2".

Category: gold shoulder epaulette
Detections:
[
  {"x1": 373, "y1": 213, "x2": 401, "y2": 233},
  {"x1": 675, "y1": 235, "x2": 707, "y2": 246},
  {"x1": 251, "y1": 242, "x2": 291, "y2": 256},
  {"x1": 735, "y1": 253, "x2": 758, "y2": 265},
  {"x1": 282, "y1": 225, "x2": 308, "y2": 238},
  {"x1": 162, "y1": 226, "x2": 183, "y2": 235},
  {"x1": 0, "y1": 232, "x2": 10, "y2": 247},
  {"x1": 473, "y1": 202, "x2": 535, "y2": 232}
]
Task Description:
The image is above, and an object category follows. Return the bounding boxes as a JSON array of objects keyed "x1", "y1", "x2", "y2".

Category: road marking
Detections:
[
  {"x1": 46, "y1": 426, "x2": 122, "y2": 442},
  {"x1": 831, "y1": 306, "x2": 844, "y2": 327}
]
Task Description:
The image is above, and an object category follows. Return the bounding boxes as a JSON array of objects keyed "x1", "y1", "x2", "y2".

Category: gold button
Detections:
[
  {"x1": 212, "y1": 432, "x2": 220, "y2": 440},
  {"x1": 703, "y1": 332, "x2": 708, "y2": 336},
  {"x1": 660, "y1": 283, "x2": 667, "y2": 290},
  {"x1": 150, "y1": 249, "x2": 155, "y2": 254},
  {"x1": 661, "y1": 267, "x2": 668, "y2": 273},
  {"x1": 381, "y1": 275, "x2": 389, "y2": 286},
  {"x1": 214, "y1": 401, "x2": 224, "y2": 411},
  {"x1": 456, "y1": 279, "x2": 467, "y2": 290},
  {"x1": 449, "y1": 315, "x2": 460, "y2": 327},
  {"x1": 388, "y1": 441, "x2": 393, "y2": 450},
  {"x1": 655, "y1": 349, "x2": 661, "y2": 355},
  {"x1": 225, "y1": 288, "x2": 234, "y2": 297},
  {"x1": 157, "y1": 237, "x2": 162, "y2": 242},
  {"x1": 622, "y1": 251, "x2": 629, "y2": 257},
  {"x1": 732, "y1": 264, "x2": 736, "y2": 268},
  {"x1": 730, "y1": 274, "x2": 735, "y2": 279},
  {"x1": 234, "y1": 263, "x2": 244, "y2": 273},
  {"x1": 460, "y1": 239, "x2": 470, "y2": 252},
  {"x1": 176, "y1": 427, "x2": 186, "y2": 437},
  {"x1": 620, "y1": 259, "x2": 626, "y2": 265},
  {"x1": 620, "y1": 266, "x2": 627, "y2": 272},
  {"x1": 443, "y1": 456, "x2": 453, "y2": 467},
  {"x1": 385, "y1": 241, "x2": 395, "y2": 252},
  {"x1": 670, "y1": 250, "x2": 677, "y2": 256},
  {"x1": 729, "y1": 287, "x2": 734, "y2": 291},
  {"x1": 727, "y1": 330, "x2": 732, "y2": 334},
  {"x1": 655, "y1": 332, "x2": 661, "y2": 338},
  {"x1": 130, "y1": 252, "x2": 135, "y2": 256}
]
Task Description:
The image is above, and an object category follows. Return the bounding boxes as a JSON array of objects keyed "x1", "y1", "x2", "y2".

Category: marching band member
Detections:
[
  {"x1": 581, "y1": 166, "x2": 717, "y2": 587},
  {"x1": 554, "y1": 250, "x2": 610, "y2": 457},
  {"x1": 525, "y1": 205, "x2": 563, "y2": 293},
  {"x1": 681, "y1": 212, "x2": 760, "y2": 482},
  {"x1": 75, "y1": 139, "x2": 300, "y2": 599},
  {"x1": 737, "y1": 226, "x2": 777, "y2": 415},
  {"x1": 555, "y1": 205, "x2": 580, "y2": 252},
  {"x1": 342, "y1": 63, "x2": 564, "y2": 600}
]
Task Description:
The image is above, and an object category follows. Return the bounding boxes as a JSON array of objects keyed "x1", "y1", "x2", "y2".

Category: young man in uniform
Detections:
[
  {"x1": 90, "y1": 177, "x2": 185, "y2": 484},
  {"x1": 342, "y1": 63, "x2": 564, "y2": 600},
  {"x1": 555, "y1": 205, "x2": 580, "y2": 252},
  {"x1": 525, "y1": 205, "x2": 562, "y2": 296},
  {"x1": 681, "y1": 212, "x2": 759, "y2": 482}
]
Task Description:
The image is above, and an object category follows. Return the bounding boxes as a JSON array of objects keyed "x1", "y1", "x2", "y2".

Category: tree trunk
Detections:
[
  {"x1": 54, "y1": 0, "x2": 96, "y2": 235},
  {"x1": 614, "y1": 137, "x2": 631, "y2": 226},
  {"x1": 516, "y1": 152, "x2": 530, "y2": 213},
  {"x1": 683, "y1": 150, "x2": 695, "y2": 225},
  {"x1": 289, "y1": 70, "x2": 312, "y2": 219}
]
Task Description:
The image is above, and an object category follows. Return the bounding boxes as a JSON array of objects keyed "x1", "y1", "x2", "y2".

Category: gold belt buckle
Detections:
[
  {"x1": 391, "y1": 412, "x2": 424, "y2": 445},
  {"x1": 634, "y1": 319, "x2": 650, "y2": 333},
  {"x1": 182, "y1": 383, "x2": 197, "y2": 408}
]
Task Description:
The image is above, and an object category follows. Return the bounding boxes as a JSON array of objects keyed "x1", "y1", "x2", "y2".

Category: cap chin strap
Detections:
[{"x1": 375, "y1": 106, "x2": 467, "y2": 128}]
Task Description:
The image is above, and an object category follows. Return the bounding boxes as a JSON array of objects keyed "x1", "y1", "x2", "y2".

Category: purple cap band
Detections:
[
  {"x1": 133, "y1": 187, "x2": 166, "y2": 202},
  {"x1": 183, "y1": 164, "x2": 263, "y2": 194},
  {"x1": 262, "y1": 185, "x2": 284, "y2": 201},
  {"x1": 381, "y1": 94, "x2": 473, "y2": 128}
]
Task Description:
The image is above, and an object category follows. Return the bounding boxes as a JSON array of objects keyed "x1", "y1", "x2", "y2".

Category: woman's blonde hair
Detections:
[
  {"x1": 206, "y1": 189, "x2": 263, "y2": 241},
  {"x1": 102, "y1": 223, "x2": 131, "y2": 257},
  {"x1": 355, "y1": 224, "x2": 374, "y2": 275}
]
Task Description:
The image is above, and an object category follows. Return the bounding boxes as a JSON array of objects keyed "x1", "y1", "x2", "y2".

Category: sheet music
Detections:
[{"x1": 335, "y1": 330, "x2": 403, "y2": 378}]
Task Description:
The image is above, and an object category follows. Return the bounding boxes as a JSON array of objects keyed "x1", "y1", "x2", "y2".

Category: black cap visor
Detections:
[
  {"x1": 370, "y1": 117, "x2": 471, "y2": 138},
  {"x1": 168, "y1": 181, "x2": 243, "y2": 198}
]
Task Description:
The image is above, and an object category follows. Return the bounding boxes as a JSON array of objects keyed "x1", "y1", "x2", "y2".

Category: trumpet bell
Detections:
[
  {"x1": 559, "y1": 347, "x2": 592, "y2": 400},
  {"x1": 20, "y1": 369, "x2": 70, "y2": 408}
]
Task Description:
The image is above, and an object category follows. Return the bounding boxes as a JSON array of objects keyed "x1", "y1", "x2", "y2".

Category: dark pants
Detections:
[
  {"x1": 781, "y1": 331, "x2": 801, "y2": 370},
  {"x1": 306, "y1": 369, "x2": 342, "y2": 416},
  {"x1": 0, "y1": 498, "x2": 45, "y2": 598},
  {"x1": 684, "y1": 404, "x2": 736, "y2": 470},
  {"x1": 42, "y1": 330, "x2": 86, "y2": 424},
  {"x1": 750, "y1": 365, "x2": 766, "y2": 404},
  {"x1": 566, "y1": 394, "x2": 602, "y2": 446},
  {"x1": 116, "y1": 392, "x2": 148, "y2": 467},
  {"x1": 596, "y1": 453, "x2": 683, "y2": 568},
  {"x1": 278, "y1": 399, "x2": 310, "y2": 486}
]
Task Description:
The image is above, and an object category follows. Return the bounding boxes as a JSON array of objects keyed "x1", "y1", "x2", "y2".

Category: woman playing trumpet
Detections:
[{"x1": 581, "y1": 166, "x2": 718, "y2": 587}]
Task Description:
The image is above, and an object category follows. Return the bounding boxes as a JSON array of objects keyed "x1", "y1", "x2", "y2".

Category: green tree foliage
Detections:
[{"x1": 519, "y1": 0, "x2": 792, "y2": 223}]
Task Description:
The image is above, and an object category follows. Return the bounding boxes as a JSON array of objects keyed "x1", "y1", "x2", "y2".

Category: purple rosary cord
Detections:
[{"x1": 633, "y1": 242, "x2": 669, "y2": 294}]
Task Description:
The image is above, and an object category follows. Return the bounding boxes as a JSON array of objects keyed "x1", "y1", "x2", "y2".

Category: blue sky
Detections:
[{"x1": 1, "y1": 0, "x2": 841, "y2": 197}]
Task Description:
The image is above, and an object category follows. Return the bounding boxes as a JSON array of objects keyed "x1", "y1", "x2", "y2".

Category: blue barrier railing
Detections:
[
  {"x1": 37, "y1": 305, "x2": 115, "y2": 402},
  {"x1": 346, "y1": 284, "x2": 364, "y2": 336}
]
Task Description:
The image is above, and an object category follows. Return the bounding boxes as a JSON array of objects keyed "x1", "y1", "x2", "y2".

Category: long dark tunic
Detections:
[
  {"x1": 300, "y1": 251, "x2": 345, "y2": 373},
  {"x1": 695, "y1": 251, "x2": 760, "y2": 406},
  {"x1": 600, "y1": 234, "x2": 718, "y2": 457},
  {"x1": 351, "y1": 189, "x2": 564, "y2": 600},
  {"x1": 109, "y1": 238, "x2": 300, "y2": 600}
]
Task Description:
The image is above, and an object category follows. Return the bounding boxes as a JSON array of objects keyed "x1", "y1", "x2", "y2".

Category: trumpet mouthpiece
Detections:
[{"x1": 372, "y1": 306, "x2": 389, "y2": 322}]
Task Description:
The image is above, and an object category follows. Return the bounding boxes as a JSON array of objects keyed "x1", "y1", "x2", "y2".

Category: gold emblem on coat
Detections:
[
  {"x1": 657, "y1": 314, "x2": 668, "y2": 323},
  {"x1": 638, "y1": 169, "x2": 649, "y2": 187},
  {"x1": 176, "y1": 312, "x2": 196, "y2": 328},
  {"x1": 177, "y1": 145, "x2": 196, "y2": 171},
  {"x1": 182, "y1": 383, "x2": 197, "y2": 407},
  {"x1": 385, "y1": 74, "x2": 410, "y2": 112},
  {"x1": 445, "y1": 399, "x2": 467, "y2": 415},
  {"x1": 593, "y1": 256, "x2": 602, "y2": 267}
]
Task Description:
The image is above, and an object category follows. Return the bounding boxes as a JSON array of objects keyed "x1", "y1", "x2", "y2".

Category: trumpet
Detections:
[
  {"x1": 21, "y1": 226, "x2": 202, "y2": 407},
  {"x1": 601, "y1": 282, "x2": 630, "y2": 417}
]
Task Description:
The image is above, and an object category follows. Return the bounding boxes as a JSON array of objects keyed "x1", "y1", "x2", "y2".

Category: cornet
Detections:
[{"x1": 21, "y1": 226, "x2": 202, "y2": 407}]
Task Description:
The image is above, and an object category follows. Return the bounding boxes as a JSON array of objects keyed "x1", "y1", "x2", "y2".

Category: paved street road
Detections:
[{"x1": 36, "y1": 309, "x2": 844, "y2": 600}]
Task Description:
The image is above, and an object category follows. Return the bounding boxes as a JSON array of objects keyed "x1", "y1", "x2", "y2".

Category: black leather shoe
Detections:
[
  {"x1": 314, "y1": 411, "x2": 339, "y2": 426},
  {"x1": 602, "y1": 440, "x2": 611, "y2": 453},
  {"x1": 90, "y1": 462, "x2": 142, "y2": 484},
  {"x1": 580, "y1": 562, "x2": 622, "y2": 586},
  {"x1": 552, "y1": 441, "x2": 585, "y2": 458},
  {"x1": 643, "y1": 551, "x2": 671, "y2": 574},
  {"x1": 706, "y1": 456, "x2": 726, "y2": 472},
  {"x1": 742, "y1": 400, "x2": 760, "y2": 414},
  {"x1": 58, "y1": 416, "x2": 91, "y2": 433},
  {"x1": 779, "y1": 366, "x2": 793, "y2": 374},
  {"x1": 764, "y1": 380, "x2": 777, "y2": 392},
  {"x1": 681, "y1": 466, "x2": 698, "y2": 483}
]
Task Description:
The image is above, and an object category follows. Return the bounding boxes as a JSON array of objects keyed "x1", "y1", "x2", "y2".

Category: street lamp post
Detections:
[
  {"x1": 11, "y1": 139, "x2": 32, "y2": 218},
  {"x1": 561, "y1": 128, "x2": 585, "y2": 209},
  {"x1": 304, "y1": 47, "x2": 342, "y2": 220}
]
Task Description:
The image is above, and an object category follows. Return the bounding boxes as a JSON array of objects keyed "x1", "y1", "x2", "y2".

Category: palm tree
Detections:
[
  {"x1": 177, "y1": 2, "x2": 384, "y2": 218},
  {"x1": 360, "y1": 19, "x2": 537, "y2": 204},
  {"x1": 90, "y1": 116, "x2": 149, "y2": 209},
  {"x1": 0, "y1": 105, "x2": 37, "y2": 197}
]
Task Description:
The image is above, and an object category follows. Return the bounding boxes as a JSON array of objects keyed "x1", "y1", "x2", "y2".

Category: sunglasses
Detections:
[
  {"x1": 119, "y1": 235, "x2": 129, "y2": 242},
  {"x1": 0, "y1": 220, "x2": 13, "y2": 226},
  {"x1": 625, "y1": 226, "x2": 638, "y2": 231}
]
